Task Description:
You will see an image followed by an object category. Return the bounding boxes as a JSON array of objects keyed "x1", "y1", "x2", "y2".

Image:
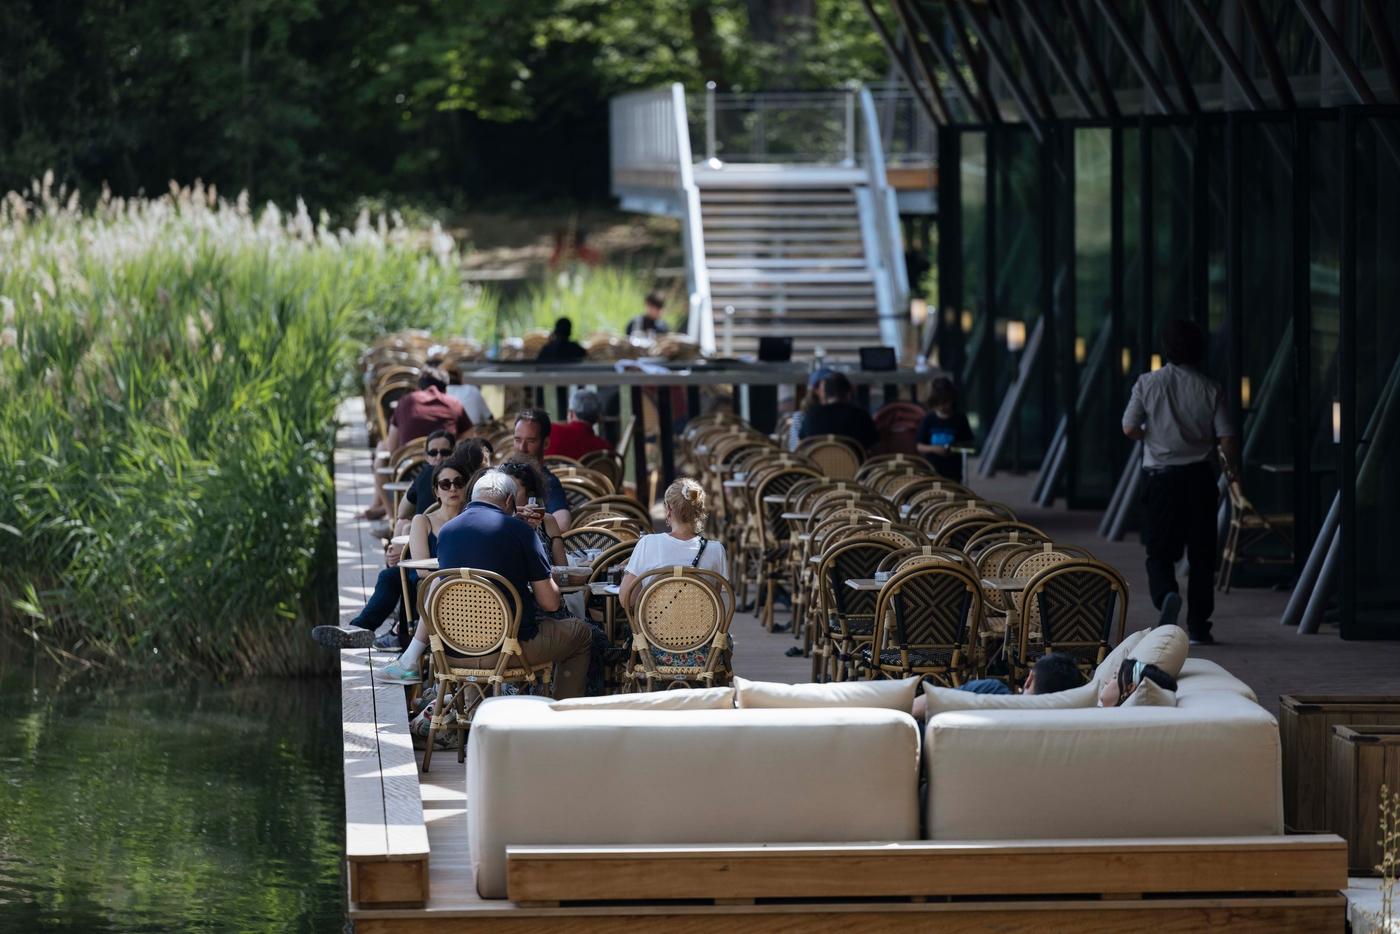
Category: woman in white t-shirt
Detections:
[{"x1": 620, "y1": 477, "x2": 728, "y2": 608}]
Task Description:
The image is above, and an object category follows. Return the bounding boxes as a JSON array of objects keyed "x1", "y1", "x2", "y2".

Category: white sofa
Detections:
[
  {"x1": 467, "y1": 697, "x2": 921, "y2": 898},
  {"x1": 465, "y1": 654, "x2": 1281, "y2": 899}
]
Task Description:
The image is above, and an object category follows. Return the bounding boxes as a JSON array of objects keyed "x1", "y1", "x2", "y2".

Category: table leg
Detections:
[
  {"x1": 397, "y1": 566, "x2": 413, "y2": 650},
  {"x1": 630, "y1": 385, "x2": 649, "y2": 505},
  {"x1": 657, "y1": 384, "x2": 676, "y2": 491}
]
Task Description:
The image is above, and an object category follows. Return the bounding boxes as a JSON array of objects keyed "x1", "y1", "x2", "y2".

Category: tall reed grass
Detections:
[
  {"x1": 0, "y1": 177, "x2": 488, "y2": 676},
  {"x1": 496, "y1": 266, "x2": 655, "y2": 338}
]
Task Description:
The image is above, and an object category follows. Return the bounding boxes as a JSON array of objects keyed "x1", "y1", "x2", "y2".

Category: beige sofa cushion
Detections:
[
  {"x1": 1120, "y1": 679, "x2": 1177, "y2": 707},
  {"x1": 1092, "y1": 628, "x2": 1146, "y2": 685},
  {"x1": 1176, "y1": 658, "x2": 1258, "y2": 701},
  {"x1": 1130, "y1": 625, "x2": 1189, "y2": 678},
  {"x1": 924, "y1": 691, "x2": 1282, "y2": 841},
  {"x1": 550, "y1": 686, "x2": 734, "y2": 711},
  {"x1": 468, "y1": 697, "x2": 922, "y2": 898},
  {"x1": 923, "y1": 679, "x2": 1099, "y2": 715},
  {"x1": 735, "y1": 675, "x2": 920, "y2": 711}
]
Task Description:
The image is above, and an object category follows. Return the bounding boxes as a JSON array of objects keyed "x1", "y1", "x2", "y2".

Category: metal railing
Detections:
[{"x1": 691, "y1": 82, "x2": 938, "y2": 168}]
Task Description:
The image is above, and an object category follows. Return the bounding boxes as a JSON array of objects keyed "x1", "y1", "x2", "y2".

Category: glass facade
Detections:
[{"x1": 938, "y1": 109, "x2": 1400, "y2": 639}]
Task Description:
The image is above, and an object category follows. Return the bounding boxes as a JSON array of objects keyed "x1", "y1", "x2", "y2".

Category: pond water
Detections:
[{"x1": 0, "y1": 655, "x2": 345, "y2": 932}]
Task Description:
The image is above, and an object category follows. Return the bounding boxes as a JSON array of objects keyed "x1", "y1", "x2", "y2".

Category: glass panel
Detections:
[
  {"x1": 1306, "y1": 117, "x2": 1342, "y2": 566},
  {"x1": 1347, "y1": 117, "x2": 1400, "y2": 638},
  {"x1": 959, "y1": 132, "x2": 988, "y2": 439},
  {"x1": 1066, "y1": 126, "x2": 1118, "y2": 505},
  {"x1": 1236, "y1": 121, "x2": 1295, "y2": 552},
  {"x1": 996, "y1": 128, "x2": 1047, "y2": 470}
]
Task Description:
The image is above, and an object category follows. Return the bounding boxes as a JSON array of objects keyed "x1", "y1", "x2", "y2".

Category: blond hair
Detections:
[{"x1": 664, "y1": 478, "x2": 707, "y2": 532}]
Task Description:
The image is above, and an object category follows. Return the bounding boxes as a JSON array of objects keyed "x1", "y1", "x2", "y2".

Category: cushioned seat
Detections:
[{"x1": 861, "y1": 647, "x2": 955, "y2": 667}]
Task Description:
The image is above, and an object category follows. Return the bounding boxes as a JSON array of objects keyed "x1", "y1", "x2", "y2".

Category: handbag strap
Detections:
[{"x1": 691, "y1": 536, "x2": 708, "y2": 568}]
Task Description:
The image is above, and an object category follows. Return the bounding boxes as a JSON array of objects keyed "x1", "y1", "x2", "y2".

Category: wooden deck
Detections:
[{"x1": 333, "y1": 398, "x2": 1373, "y2": 931}]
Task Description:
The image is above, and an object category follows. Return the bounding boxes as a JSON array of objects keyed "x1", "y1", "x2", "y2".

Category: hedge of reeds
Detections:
[{"x1": 0, "y1": 178, "x2": 486, "y2": 676}]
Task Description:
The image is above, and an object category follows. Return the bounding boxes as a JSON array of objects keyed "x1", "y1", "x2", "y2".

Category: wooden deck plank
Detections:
[
  {"x1": 369, "y1": 646, "x2": 430, "y2": 862},
  {"x1": 342, "y1": 647, "x2": 389, "y2": 861},
  {"x1": 505, "y1": 835, "x2": 1348, "y2": 902}
]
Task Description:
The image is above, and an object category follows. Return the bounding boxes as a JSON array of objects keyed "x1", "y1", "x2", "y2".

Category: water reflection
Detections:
[{"x1": 0, "y1": 651, "x2": 345, "y2": 932}]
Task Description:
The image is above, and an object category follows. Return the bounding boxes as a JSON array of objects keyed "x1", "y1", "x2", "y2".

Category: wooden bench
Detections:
[
  {"x1": 497, "y1": 836, "x2": 1348, "y2": 931},
  {"x1": 343, "y1": 647, "x2": 430, "y2": 908}
]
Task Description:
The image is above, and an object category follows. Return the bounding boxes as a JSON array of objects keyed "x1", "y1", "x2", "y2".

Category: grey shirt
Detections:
[{"x1": 1122, "y1": 364, "x2": 1234, "y2": 469}]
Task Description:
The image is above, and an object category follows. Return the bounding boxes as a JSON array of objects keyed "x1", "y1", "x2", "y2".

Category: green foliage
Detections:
[
  {"x1": 0, "y1": 179, "x2": 489, "y2": 675},
  {"x1": 496, "y1": 267, "x2": 653, "y2": 339},
  {"x1": 0, "y1": 0, "x2": 890, "y2": 207}
]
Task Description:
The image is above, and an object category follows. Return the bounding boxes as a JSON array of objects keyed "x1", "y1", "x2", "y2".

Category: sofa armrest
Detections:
[{"x1": 924, "y1": 695, "x2": 1282, "y2": 841}]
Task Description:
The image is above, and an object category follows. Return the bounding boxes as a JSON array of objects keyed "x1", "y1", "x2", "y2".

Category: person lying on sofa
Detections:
[
  {"x1": 912, "y1": 653, "x2": 1085, "y2": 720},
  {"x1": 1098, "y1": 658, "x2": 1178, "y2": 707}
]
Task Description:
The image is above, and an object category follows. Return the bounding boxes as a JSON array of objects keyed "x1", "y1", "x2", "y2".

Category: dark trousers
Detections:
[
  {"x1": 350, "y1": 566, "x2": 418, "y2": 631},
  {"x1": 1142, "y1": 461, "x2": 1218, "y2": 634}
]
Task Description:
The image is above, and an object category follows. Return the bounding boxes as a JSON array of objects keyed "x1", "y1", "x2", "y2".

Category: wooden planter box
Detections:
[
  {"x1": 1327, "y1": 725, "x2": 1400, "y2": 876},
  {"x1": 1279, "y1": 694, "x2": 1400, "y2": 831}
]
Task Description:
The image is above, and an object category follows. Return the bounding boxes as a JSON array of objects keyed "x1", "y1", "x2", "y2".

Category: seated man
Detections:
[
  {"x1": 545, "y1": 389, "x2": 612, "y2": 461},
  {"x1": 378, "y1": 470, "x2": 594, "y2": 698},
  {"x1": 364, "y1": 365, "x2": 472, "y2": 520},
  {"x1": 625, "y1": 290, "x2": 671, "y2": 338},
  {"x1": 911, "y1": 653, "x2": 1086, "y2": 720},
  {"x1": 797, "y1": 371, "x2": 879, "y2": 449},
  {"x1": 512, "y1": 408, "x2": 572, "y2": 531}
]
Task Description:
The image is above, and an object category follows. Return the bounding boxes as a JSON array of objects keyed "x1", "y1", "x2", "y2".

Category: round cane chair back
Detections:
[
  {"x1": 628, "y1": 567, "x2": 736, "y2": 690},
  {"x1": 795, "y1": 434, "x2": 865, "y2": 479},
  {"x1": 574, "y1": 495, "x2": 653, "y2": 529},
  {"x1": 580, "y1": 449, "x2": 625, "y2": 488}
]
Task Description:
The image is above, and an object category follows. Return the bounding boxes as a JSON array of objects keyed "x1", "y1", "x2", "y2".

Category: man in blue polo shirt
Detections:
[
  {"x1": 378, "y1": 470, "x2": 593, "y2": 698},
  {"x1": 513, "y1": 408, "x2": 572, "y2": 531}
]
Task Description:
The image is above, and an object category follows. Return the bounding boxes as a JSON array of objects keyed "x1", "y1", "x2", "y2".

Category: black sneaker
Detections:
[
  {"x1": 311, "y1": 625, "x2": 375, "y2": 649},
  {"x1": 1158, "y1": 592, "x2": 1182, "y2": 629}
]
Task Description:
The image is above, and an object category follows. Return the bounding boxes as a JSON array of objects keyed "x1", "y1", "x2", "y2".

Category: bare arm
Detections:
[
  {"x1": 408, "y1": 514, "x2": 432, "y2": 561},
  {"x1": 551, "y1": 508, "x2": 572, "y2": 533},
  {"x1": 1218, "y1": 435, "x2": 1240, "y2": 478},
  {"x1": 619, "y1": 571, "x2": 639, "y2": 609},
  {"x1": 532, "y1": 575, "x2": 561, "y2": 613},
  {"x1": 1123, "y1": 424, "x2": 1145, "y2": 441}
]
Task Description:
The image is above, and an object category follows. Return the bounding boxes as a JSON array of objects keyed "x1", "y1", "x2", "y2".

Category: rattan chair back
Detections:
[
  {"x1": 580, "y1": 449, "x2": 625, "y2": 488},
  {"x1": 795, "y1": 434, "x2": 865, "y2": 479},
  {"x1": 868, "y1": 561, "x2": 983, "y2": 685},
  {"x1": 1018, "y1": 559, "x2": 1128, "y2": 675},
  {"x1": 574, "y1": 495, "x2": 653, "y2": 529},
  {"x1": 628, "y1": 567, "x2": 735, "y2": 690}
]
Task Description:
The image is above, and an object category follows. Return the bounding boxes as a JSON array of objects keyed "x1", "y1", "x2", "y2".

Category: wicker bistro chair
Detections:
[
  {"x1": 559, "y1": 526, "x2": 631, "y2": 562},
  {"x1": 580, "y1": 449, "x2": 625, "y2": 489},
  {"x1": 751, "y1": 466, "x2": 823, "y2": 631},
  {"x1": 936, "y1": 514, "x2": 999, "y2": 550},
  {"x1": 573, "y1": 495, "x2": 653, "y2": 530},
  {"x1": 855, "y1": 454, "x2": 932, "y2": 484},
  {"x1": 1014, "y1": 559, "x2": 1129, "y2": 682},
  {"x1": 963, "y1": 522, "x2": 1051, "y2": 556},
  {"x1": 861, "y1": 562, "x2": 984, "y2": 686},
  {"x1": 554, "y1": 465, "x2": 616, "y2": 495},
  {"x1": 584, "y1": 540, "x2": 637, "y2": 645},
  {"x1": 795, "y1": 434, "x2": 865, "y2": 479},
  {"x1": 544, "y1": 455, "x2": 585, "y2": 471},
  {"x1": 877, "y1": 545, "x2": 978, "y2": 576},
  {"x1": 417, "y1": 568, "x2": 553, "y2": 771},
  {"x1": 1217, "y1": 477, "x2": 1294, "y2": 593},
  {"x1": 578, "y1": 514, "x2": 649, "y2": 538},
  {"x1": 624, "y1": 567, "x2": 736, "y2": 692},
  {"x1": 814, "y1": 536, "x2": 906, "y2": 682}
]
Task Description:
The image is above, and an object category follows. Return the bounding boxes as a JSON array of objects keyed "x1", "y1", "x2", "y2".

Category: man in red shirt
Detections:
[
  {"x1": 363, "y1": 366, "x2": 472, "y2": 520},
  {"x1": 545, "y1": 389, "x2": 612, "y2": 461}
]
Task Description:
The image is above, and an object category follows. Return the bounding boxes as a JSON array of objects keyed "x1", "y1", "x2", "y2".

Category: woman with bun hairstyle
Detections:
[{"x1": 619, "y1": 478, "x2": 728, "y2": 608}]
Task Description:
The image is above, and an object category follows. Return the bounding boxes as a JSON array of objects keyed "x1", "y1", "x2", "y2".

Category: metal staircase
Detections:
[{"x1": 610, "y1": 84, "x2": 921, "y2": 361}]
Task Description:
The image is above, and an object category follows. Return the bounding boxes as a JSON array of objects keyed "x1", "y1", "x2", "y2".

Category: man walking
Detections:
[{"x1": 1122, "y1": 319, "x2": 1238, "y2": 645}]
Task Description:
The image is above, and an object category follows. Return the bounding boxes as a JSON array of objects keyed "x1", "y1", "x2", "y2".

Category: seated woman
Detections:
[
  {"x1": 311, "y1": 455, "x2": 471, "y2": 649},
  {"x1": 1098, "y1": 658, "x2": 1178, "y2": 707},
  {"x1": 619, "y1": 478, "x2": 727, "y2": 608},
  {"x1": 494, "y1": 456, "x2": 567, "y2": 567}
]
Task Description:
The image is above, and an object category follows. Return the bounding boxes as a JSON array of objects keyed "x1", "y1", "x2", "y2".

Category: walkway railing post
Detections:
[
  {"x1": 844, "y1": 85, "x2": 857, "y2": 165},
  {"x1": 705, "y1": 81, "x2": 717, "y2": 161}
]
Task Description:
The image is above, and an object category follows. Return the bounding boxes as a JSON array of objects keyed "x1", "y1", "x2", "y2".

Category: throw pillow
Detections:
[
  {"x1": 1092, "y1": 628, "x2": 1146, "y2": 685},
  {"x1": 1130, "y1": 624, "x2": 1189, "y2": 678},
  {"x1": 549, "y1": 686, "x2": 735, "y2": 711},
  {"x1": 922, "y1": 679, "x2": 1100, "y2": 715},
  {"x1": 734, "y1": 676, "x2": 920, "y2": 711},
  {"x1": 1120, "y1": 678, "x2": 1177, "y2": 707}
]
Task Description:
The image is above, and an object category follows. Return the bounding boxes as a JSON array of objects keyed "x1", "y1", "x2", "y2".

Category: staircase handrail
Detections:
[
  {"x1": 858, "y1": 84, "x2": 910, "y2": 356},
  {"x1": 671, "y1": 83, "x2": 714, "y2": 354}
]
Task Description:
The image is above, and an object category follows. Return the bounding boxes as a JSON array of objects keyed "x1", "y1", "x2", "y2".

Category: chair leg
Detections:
[{"x1": 422, "y1": 680, "x2": 442, "y2": 773}]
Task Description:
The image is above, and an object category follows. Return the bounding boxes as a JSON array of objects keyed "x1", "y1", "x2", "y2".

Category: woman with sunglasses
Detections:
[{"x1": 313, "y1": 455, "x2": 471, "y2": 649}]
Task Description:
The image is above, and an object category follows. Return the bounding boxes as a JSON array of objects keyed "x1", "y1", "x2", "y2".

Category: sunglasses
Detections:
[
  {"x1": 427, "y1": 447, "x2": 453, "y2": 457},
  {"x1": 436, "y1": 477, "x2": 468, "y2": 491}
]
